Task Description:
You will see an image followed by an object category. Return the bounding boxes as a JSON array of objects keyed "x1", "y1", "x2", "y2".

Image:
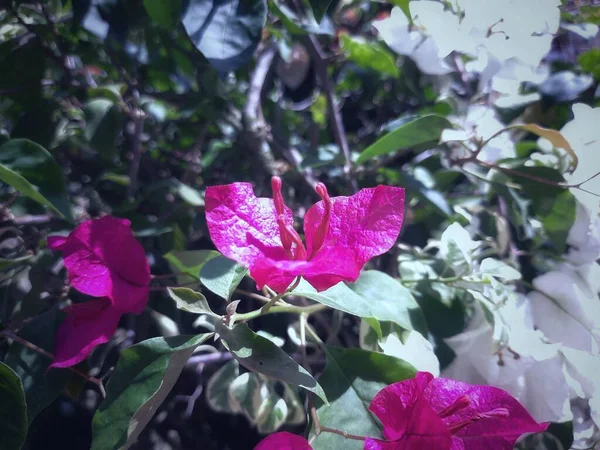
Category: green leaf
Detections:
[
  {"x1": 389, "y1": 0, "x2": 411, "y2": 20},
  {"x1": 216, "y1": 322, "x2": 327, "y2": 403},
  {"x1": 228, "y1": 372, "x2": 264, "y2": 422},
  {"x1": 311, "y1": 347, "x2": 416, "y2": 449},
  {"x1": 579, "y1": 48, "x2": 600, "y2": 80},
  {"x1": 0, "y1": 361, "x2": 28, "y2": 450},
  {"x1": 4, "y1": 307, "x2": 71, "y2": 424},
  {"x1": 356, "y1": 115, "x2": 451, "y2": 164},
  {"x1": 292, "y1": 271, "x2": 425, "y2": 338},
  {"x1": 181, "y1": 0, "x2": 267, "y2": 74},
  {"x1": 0, "y1": 139, "x2": 72, "y2": 220},
  {"x1": 167, "y1": 287, "x2": 218, "y2": 315},
  {"x1": 206, "y1": 360, "x2": 241, "y2": 413},
  {"x1": 307, "y1": 0, "x2": 332, "y2": 22},
  {"x1": 91, "y1": 334, "x2": 213, "y2": 450},
  {"x1": 255, "y1": 390, "x2": 288, "y2": 434},
  {"x1": 163, "y1": 249, "x2": 219, "y2": 284},
  {"x1": 200, "y1": 255, "x2": 248, "y2": 300},
  {"x1": 339, "y1": 34, "x2": 399, "y2": 77},
  {"x1": 507, "y1": 167, "x2": 576, "y2": 253},
  {"x1": 176, "y1": 182, "x2": 204, "y2": 206},
  {"x1": 144, "y1": 0, "x2": 181, "y2": 29},
  {"x1": 84, "y1": 99, "x2": 124, "y2": 157}
]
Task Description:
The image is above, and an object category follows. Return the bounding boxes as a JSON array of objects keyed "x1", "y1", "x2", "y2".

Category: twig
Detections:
[
  {"x1": 303, "y1": 34, "x2": 358, "y2": 192},
  {"x1": 127, "y1": 95, "x2": 145, "y2": 198},
  {"x1": 0, "y1": 329, "x2": 106, "y2": 398}
]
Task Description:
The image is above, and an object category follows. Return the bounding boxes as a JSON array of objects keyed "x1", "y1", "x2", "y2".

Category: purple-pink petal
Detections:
[
  {"x1": 50, "y1": 298, "x2": 122, "y2": 369},
  {"x1": 48, "y1": 216, "x2": 150, "y2": 312},
  {"x1": 254, "y1": 432, "x2": 312, "y2": 450},
  {"x1": 205, "y1": 183, "x2": 294, "y2": 270},
  {"x1": 369, "y1": 372, "x2": 452, "y2": 449},
  {"x1": 303, "y1": 185, "x2": 405, "y2": 272},
  {"x1": 424, "y1": 377, "x2": 549, "y2": 450}
]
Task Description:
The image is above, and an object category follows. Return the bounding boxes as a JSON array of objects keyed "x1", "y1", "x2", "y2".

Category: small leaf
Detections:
[
  {"x1": 509, "y1": 124, "x2": 578, "y2": 171},
  {"x1": 84, "y1": 99, "x2": 124, "y2": 157},
  {"x1": 4, "y1": 307, "x2": 70, "y2": 424},
  {"x1": 206, "y1": 360, "x2": 240, "y2": 413},
  {"x1": 0, "y1": 361, "x2": 28, "y2": 450},
  {"x1": 181, "y1": 0, "x2": 267, "y2": 74},
  {"x1": 0, "y1": 139, "x2": 72, "y2": 220},
  {"x1": 216, "y1": 322, "x2": 327, "y2": 403},
  {"x1": 177, "y1": 182, "x2": 204, "y2": 206},
  {"x1": 256, "y1": 392, "x2": 288, "y2": 434},
  {"x1": 339, "y1": 34, "x2": 399, "y2": 77},
  {"x1": 200, "y1": 255, "x2": 248, "y2": 300},
  {"x1": 91, "y1": 334, "x2": 213, "y2": 450},
  {"x1": 228, "y1": 372, "x2": 265, "y2": 422},
  {"x1": 292, "y1": 271, "x2": 425, "y2": 337},
  {"x1": 144, "y1": 0, "x2": 181, "y2": 29},
  {"x1": 356, "y1": 115, "x2": 451, "y2": 164},
  {"x1": 167, "y1": 287, "x2": 218, "y2": 315},
  {"x1": 163, "y1": 249, "x2": 219, "y2": 284},
  {"x1": 311, "y1": 347, "x2": 416, "y2": 450}
]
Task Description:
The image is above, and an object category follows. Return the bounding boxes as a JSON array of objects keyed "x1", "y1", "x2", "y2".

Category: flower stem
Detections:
[
  {"x1": 233, "y1": 303, "x2": 326, "y2": 322},
  {"x1": 310, "y1": 406, "x2": 366, "y2": 442}
]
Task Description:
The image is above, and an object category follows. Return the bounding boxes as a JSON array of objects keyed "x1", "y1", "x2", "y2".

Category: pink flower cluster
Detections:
[
  {"x1": 256, "y1": 372, "x2": 548, "y2": 450},
  {"x1": 205, "y1": 177, "x2": 405, "y2": 292},
  {"x1": 47, "y1": 216, "x2": 150, "y2": 368}
]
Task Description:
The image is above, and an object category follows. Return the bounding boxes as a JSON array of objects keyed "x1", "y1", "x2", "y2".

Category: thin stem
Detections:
[
  {"x1": 233, "y1": 302, "x2": 327, "y2": 322},
  {"x1": 235, "y1": 289, "x2": 271, "y2": 303},
  {"x1": 0, "y1": 329, "x2": 106, "y2": 398},
  {"x1": 310, "y1": 406, "x2": 366, "y2": 442}
]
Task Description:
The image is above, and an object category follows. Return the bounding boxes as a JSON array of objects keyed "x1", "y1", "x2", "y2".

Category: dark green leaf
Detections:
[
  {"x1": 311, "y1": 347, "x2": 415, "y2": 449},
  {"x1": 163, "y1": 249, "x2": 219, "y2": 284},
  {"x1": 4, "y1": 307, "x2": 70, "y2": 424},
  {"x1": 84, "y1": 99, "x2": 124, "y2": 157},
  {"x1": 216, "y1": 322, "x2": 327, "y2": 403},
  {"x1": 0, "y1": 139, "x2": 72, "y2": 220},
  {"x1": 292, "y1": 271, "x2": 425, "y2": 338},
  {"x1": 356, "y1": 115, "x2": 451, "y2": 164},
  {"x1": 182, "y1": 0, "x2": 268, "y2": 74},
  {"x1": 339, "y1": 35, "x2": 399, "y2": 77},
  {"x1": 0, "y1": 361, "x2": 28, "y2": 450},
  {"x1": 307, "y1": 0, "x2": 332, "y2": 22},
  {"x1": 579, "y1": 48, "x2": 600, "y2": 80},
  {"x1": 507, "y1": 167, "x2": 576, "y2": 252},
  {"x1": 91, "y1": 334, "x2": 213, "y2": 450},
  {"x1": 0, "y1": 38, "x2": 45, "y2": 107},
  {"x1": 144, "y1": 0, "x2": 181, "y2": 29},
  {"x1": 200, "y1": 255, "x2": 247, "y2": 300},
  {"x1": 167, "y1": 287, "x2": 218, "y2": 315}
]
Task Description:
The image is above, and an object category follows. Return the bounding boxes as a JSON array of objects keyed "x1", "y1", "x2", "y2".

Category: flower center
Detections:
[
  {"x1": 271, "y1": 177, "x2": 306, "y2": 260},
  {"x1": 436, "y1": 394, "x2": 510, "y2": 435}
]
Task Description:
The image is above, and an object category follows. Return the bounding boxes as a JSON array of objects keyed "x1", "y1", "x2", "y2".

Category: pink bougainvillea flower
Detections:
[
  {"x1": 365, "y1": 372, "x2": 548, "y2": 450},
  {"x1": 205, "y1": 177, "x2": 405, "y2": 292},
  {"x1": 254, "y1": 432, "x2": 312, "y2": 450},
  {"x1": 48, "y1": 216, "x2": 150, "y2": 368}
]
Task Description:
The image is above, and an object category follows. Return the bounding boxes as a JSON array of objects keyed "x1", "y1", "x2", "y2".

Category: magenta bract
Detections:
[
  {"x1": 48, "y1": 216, "x2": 150, "y2": 368},
  {"x1": 205, "y1": 178, "x2": 405, "y2": 292},
  {"x1": 366, "y1": 372, "x2": 549, "y2": 450},
  {"x1": 254, "y1": 432, "x2": 312, "y2": 450}
]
